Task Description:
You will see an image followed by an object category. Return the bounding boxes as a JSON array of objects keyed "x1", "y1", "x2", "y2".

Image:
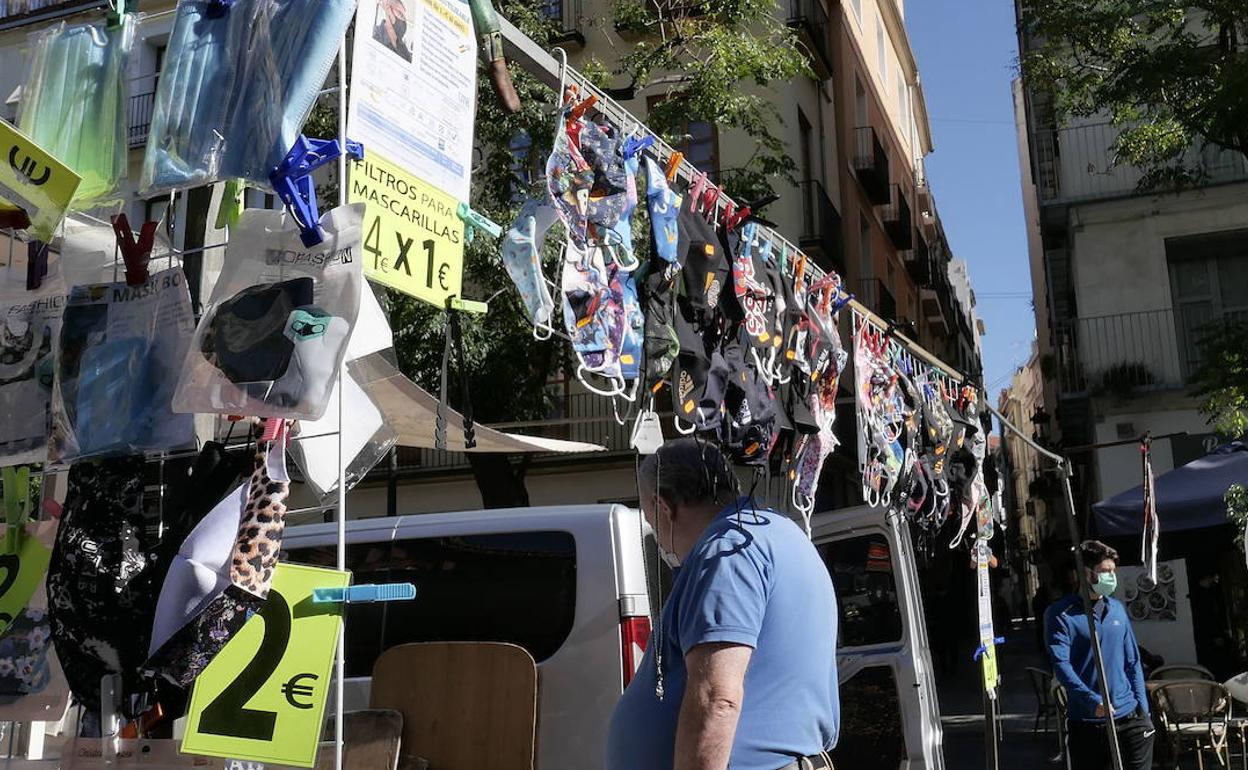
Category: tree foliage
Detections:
[
  {"x1": 1019, "y1": 1, "x2": 1248, "y2": 189},
  {"x1": 1190, "y1": 320, "x2": 1248, "y2": 440}
]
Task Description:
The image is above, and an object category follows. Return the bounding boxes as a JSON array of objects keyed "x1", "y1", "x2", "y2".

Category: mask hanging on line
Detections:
[{"x1": 19, "y1": 16, "x2": 134, "y2": 206}]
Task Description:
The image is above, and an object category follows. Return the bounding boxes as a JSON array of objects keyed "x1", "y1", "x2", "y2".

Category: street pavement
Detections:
[{"x1": 938, "y1": 620, "x2": 1063, "y2": 770}]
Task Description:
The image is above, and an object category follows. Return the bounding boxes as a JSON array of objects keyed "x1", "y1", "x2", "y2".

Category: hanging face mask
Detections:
[
  {"x1": 1093, "y1": 570, "x2": 1118, "y2": 598},
  {"x1": 500, "y1": 197, "x2": 558, "y2": 335},
  {"x1": 19, "y1": 17, "x2": 134, "y2": 205},
  {"x1": 560, "y1": 241, "x2": 626, "y2": 396}
]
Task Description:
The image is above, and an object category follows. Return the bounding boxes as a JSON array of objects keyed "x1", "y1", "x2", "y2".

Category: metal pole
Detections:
[{"x1": 334, "y1": 22, "x2": 350, "y2": 770}]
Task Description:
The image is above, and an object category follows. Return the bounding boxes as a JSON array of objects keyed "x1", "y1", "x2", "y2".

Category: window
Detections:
[
  {"x1": 1167, "y1": 229, "x2": 1248, "y2": 377},
  {"x1": 850, "y1": 0, "x2": 861, "y2": 23},
  {"x1": 289, "y1": 531, "x2": 579, "y2": 676},
  {"x1": 798, "y1": 109, "x2": 814, "y2": 183},
  {"x1": 817, "y1": 534, "x2": 903, "y2": 646},
  {"x1": 876, "y1": 12, "x2": 888, "y2": 84},
  {"x1": 648, "y1": 95, "x2": 719, "y2": 179},
  {"x1": 854, "y1": 76, "x2": 868, "y2": 127},
  {"x1": 831, "y1": 667, "x2": 904, "y2": 769},
  {"x1": 859, "y1": 214, "x2": 872, "y2": 278},
  {"x1": 897, "y1": 76, "x2": 910, "y2": 137}
]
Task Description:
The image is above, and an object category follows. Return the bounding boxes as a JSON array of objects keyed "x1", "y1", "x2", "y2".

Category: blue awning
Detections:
[{"x1": 1092, "y1": 443, "x2": 1248, "y2": 536}]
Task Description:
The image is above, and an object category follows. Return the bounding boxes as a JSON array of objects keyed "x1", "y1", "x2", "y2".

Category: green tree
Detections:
[
  {"x1": 1190, "y1": 320, "x2": 1248, "y2": 542},
  {"x1": 1019, "y1": 1, "x2": 1248, "y2": 190}
]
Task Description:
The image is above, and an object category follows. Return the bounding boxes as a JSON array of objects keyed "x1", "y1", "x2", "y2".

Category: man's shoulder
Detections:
[{"x1": 1046, "y1": 594, "x2": 1083, "y2": 619}]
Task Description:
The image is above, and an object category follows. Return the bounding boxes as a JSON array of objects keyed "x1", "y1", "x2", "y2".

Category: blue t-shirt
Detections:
[
  {"x1": 605, "y1": 498, "x2": 840, "y2": 770},
  {"x1": 1045, "y1": 594, "x2": 1150, "y2": 722}
]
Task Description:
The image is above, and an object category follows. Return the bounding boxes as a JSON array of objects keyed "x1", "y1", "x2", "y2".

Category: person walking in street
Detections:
[
  {"x1": 1045, "y1": 540, "x2": 1154, "y2": 770},
  {"x1": 606, "y1": 438, "x2": 840, "y2": 770}
]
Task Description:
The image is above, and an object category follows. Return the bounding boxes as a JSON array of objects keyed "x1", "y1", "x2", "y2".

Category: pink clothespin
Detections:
[
  {"x1": 261, "y1": 417, "x2": 287, "y2": 443},
  {"x1": 721, "y1": 199, "x2": 737, "y2": 230},
  {"x1": 689, "y1": 172, "x2": 709, "y2": 212}
]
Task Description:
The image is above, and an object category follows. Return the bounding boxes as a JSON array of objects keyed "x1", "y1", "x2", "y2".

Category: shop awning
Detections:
[{"x1": 1092, "y1": 443, "x2": 1248, "y2": 535}]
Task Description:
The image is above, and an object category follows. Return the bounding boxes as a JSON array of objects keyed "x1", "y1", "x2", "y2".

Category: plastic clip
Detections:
[
  {"x1": 664, "y1": 152, "x2": 684, "y2": 182},
  {"x1": 445, "y1": 296, "x2": 489, "y2": 314},
  {"x1": 215, "y1": 179, "x2": 245, "y2": 229},
  {"x1": 456, "y1": 202, "x2": 502, "y2": 244},
  {"x1": 260, "y1": 417, "x2": 287, "y2": 443},
  {"x1": 312, "y1": 583, "x2": 417, "y2": 604},
  {"x1": 26, "y1": 241, "x2": 48, "y2": 291},
  {"x1": 700, "y1": 185, "x2": 719, "y2": 220},
  {"x1": 689, "y1": 172, "x2": 708, "y2": 211},
  {"x1": 204, "y1": 0, "x2": 233, "y2": 18},
  {"x1": 972, "y1": 637, "x2": 1006, "y2": 661},
  {"x1": 720, "y1": 199, "x2": 737, "y2": 230},
  {"x1": 270, "y1": 135, "x2": 365, "y2": 248},
  {"x1": 566, "y1": 94, "x2": 598, "y2": 124},
  {"x1": 2, "y1": 466, "x2": 30, "y2": 555},
  {"x1": 112, "y1": 213, "x2": 157, "y2": 287},
  {"x1": 622, "y1": 134, "x2": 655, "y2": 160}
]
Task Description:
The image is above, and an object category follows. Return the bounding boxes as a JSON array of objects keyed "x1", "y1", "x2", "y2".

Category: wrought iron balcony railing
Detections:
[
  {"x1": 852, "y1": 127, "x2": 890, "y2": 205},
  {"x1": 879, "y1": 183, "x2": 912, "y2": 249},
  {"x1": 128, "y1": 91, "x2": 155, "y2": 148},
  {"x1": 857, "y1": 278, "x2": 897, "y2": 322},
  {"x1": 0, "y1": 0, "x2": 103, "y2": 29},
  {"x1": 798, "y1": 179, "x2": 842, "y2": 271},
  {"x1": 786, "y1": 0, "x2": 832, "y2": 79}
]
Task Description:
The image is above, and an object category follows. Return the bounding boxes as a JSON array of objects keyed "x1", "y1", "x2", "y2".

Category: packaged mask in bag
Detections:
[
  {"x1": 51, "y1": 267, "x2": 196, "y2": 462},
  {"x1": 174, "y1": 205, "x2": 363, "y2": 420},
  {"x1": 140, "y1": 0, "x2": 357, "y2": 193},
  {"x1": 19, "y1": 17, "x2": 134, "y2": 205},
  {"x1": 0, "y1": 268, "x2": 65, "y2": 466}
]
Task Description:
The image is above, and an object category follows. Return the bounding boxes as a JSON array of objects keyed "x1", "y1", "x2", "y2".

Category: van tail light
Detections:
[{"x1": 620, "y1": 615, "x2": 652, "y2": 687}]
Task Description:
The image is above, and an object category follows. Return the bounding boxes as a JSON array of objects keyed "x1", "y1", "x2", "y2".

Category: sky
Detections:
[{"x1": 904, "y1": 1, "x2": 1036, "y2": 400}]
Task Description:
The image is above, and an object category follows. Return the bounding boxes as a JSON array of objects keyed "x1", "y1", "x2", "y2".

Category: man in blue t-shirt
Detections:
[
  {"x1": 1045, "y1": 540, "x2": 1154, "y2": 770},
  {"x1": 606, "y1": 438, "x2": 839, "y2": 770}
]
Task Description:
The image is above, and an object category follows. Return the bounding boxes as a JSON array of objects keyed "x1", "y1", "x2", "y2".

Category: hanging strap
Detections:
[
  {"x1": 1, "y1": 466, "x2": 31, "y2": 554},
  {"x1": 435, "y1": 318, "x2": 452, "y2": 452},
  {"x1": 448, "y1": 304, "x2": 477, "y2": 449}
]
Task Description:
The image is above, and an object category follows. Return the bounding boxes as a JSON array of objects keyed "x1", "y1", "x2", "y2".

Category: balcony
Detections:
[
  {"x1": 857, "y1": 278, "x2": 897, "y2": 321},
  {"x1": 798, "y1": 179, "x2": 842, "y2": 271},
  {"x1": 786, "y1": 0, "x2": 832, "y2": 80},
  {"x1": 904, "y1": 232, "x2": 930, "y2": 285},
  {"x1": 0, "y1": 0, "x2": 103, "y2": 29},
  {"x1": 878, "y1": 183, "x2": 912, "y2": 249},
  {"x1": 542, "y1": 0, "x2": 584, "y2": 47},
  {"x1": 1031, "y1": 121, "x2": 1248, "y2": 206},
  {"x1": 1055, "y1": 308, "x2": 1248, "y2": 397},
  {"x1": 128, "y1": 91, "x2": 155, "y2": 148},
  {"x1": 852, "y1": 127, "x2": 890, "y2": 205},
  {"x1": 914, "y1": 161, "x2": 931, "y2": 215}
]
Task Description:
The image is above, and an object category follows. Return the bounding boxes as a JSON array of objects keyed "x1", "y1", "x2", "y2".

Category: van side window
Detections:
[{"x1": 818, "y1": 535, "x2": 904, "y2": 646}]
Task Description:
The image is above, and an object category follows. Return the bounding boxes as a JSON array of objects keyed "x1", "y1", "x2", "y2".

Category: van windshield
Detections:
[{"x1": 286, "y1": 530, "x2": 577, "y2": 676}]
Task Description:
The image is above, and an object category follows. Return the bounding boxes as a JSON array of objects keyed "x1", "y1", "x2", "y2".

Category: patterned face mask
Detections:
[
  {"x1": 500, "y1": 197, "x2": 558, "y2": 335},
  {"x1": 561, "y1": 241, "x2": 627, "y2": 396}
]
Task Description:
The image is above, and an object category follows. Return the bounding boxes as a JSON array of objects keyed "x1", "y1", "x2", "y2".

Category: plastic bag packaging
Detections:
[
  {"x1": 62, "y1": 739, "x2": 223, "y2": 770},
  {"x1": 18, "y1": 16, "x2": 133, "y2": 205},
  {"x1": 141, "y1": 0, "x2": 357, "y2": 193},
  {"x1": 51, "y1": 266, "x2": 196, "y2": 462},
  {"x1": 173, "y1": 204, "x2": 364, "y2": 420},
  {"x1": 0, "y1": 247, "x2": 66, "y2": 466},
  {"x1": 288, "y1": 285, "x2": 398, "y2": 498}
]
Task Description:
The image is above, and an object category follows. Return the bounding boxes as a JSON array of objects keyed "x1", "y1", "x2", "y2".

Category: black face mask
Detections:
[{"x1": 201, "y1": 278, "x2": 315, "y2": 383}]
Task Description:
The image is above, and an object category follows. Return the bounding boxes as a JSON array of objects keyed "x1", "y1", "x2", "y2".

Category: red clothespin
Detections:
[
  {"x1": 112, "y1": 213, "x2": 157, "y2": 286},
  {"x1": 726, "y1": 203, "x2": 752, "y2": 231},
  {"x1": 700, "y1": 185, "x2": 719, "y2": 221},
  {"x1": 689, "y1": 171, "x2": 708, "y2": 212},
  {"x1": 721, "y1": 199, "x2": 736, "y2": 229}
]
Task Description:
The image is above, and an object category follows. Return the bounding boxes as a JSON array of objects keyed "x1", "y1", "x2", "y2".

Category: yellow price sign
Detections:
[
  {"x1": 182, "y1": 564, "x2": 350, "y2": 768},
  {"x1": 348, "y1": 152, "x2": 464, "y2": 308},
  {"x1": 0, "y1": 121, "x2": 80, "y2": 242},
  {"x1": 981, "y1": 644, "x2": 999, "y2": 693}
]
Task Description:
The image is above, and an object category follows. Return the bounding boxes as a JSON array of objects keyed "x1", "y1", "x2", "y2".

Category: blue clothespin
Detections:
[
  {"x1": 830, "y1": 292, "x2": 854, "y2": 314},
  {"x1": 270, "y1": 135, "x2": 364, "y2": 247},
  {"x1": 205, "y1": 0, "x2": 233, "y2": 18},
  {"x1": 456, "y1": 202, "x2": 501, "y2": 244},
  {"x1": 622, "y1": 134, "x2": 655, "y2": 160},
  {"x1": 312, "y1": 583, "x2": 417, "y2": 604},
  {"x1": 972, "y1": 637, "x2": 1006, "y2": 661}
]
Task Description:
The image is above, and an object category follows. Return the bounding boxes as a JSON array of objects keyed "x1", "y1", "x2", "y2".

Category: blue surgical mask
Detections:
[{"x1": 1093, "y1": 571, "x2": 1118, "y2": 598}]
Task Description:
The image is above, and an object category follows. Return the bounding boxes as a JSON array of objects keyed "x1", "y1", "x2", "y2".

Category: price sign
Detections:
[
  {"x1": 0, "y1": 120, "x2": 80, "y2": 241},
  {"x1": 0, "y1": 534, "x2": 52, "y2": 635},
  {"x1": 348, "y1": 152, "x2": 464, "y2": 308},
  {"x1": 182, "y1": 564, "x2": 350, "y2": 768}
]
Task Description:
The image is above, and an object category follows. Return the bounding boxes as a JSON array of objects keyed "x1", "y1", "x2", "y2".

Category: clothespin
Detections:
[
  {"x1": 623, "y1": 134, "x2": 655, "y2": 160},
  {"x1": 725, "y1": 204, "x2": 751, "y2": 232},
  {"x1": 2, "y1": 466, "x2": 30, "y2": 554},
  {"x1": 973, "y1": 637, "x2": 1006, "y2": 661},
  {"x1": 260, "y1": 418, "x2": 287, "y2": 443},
  {"x1": 270, "y1": 135, "x2": 365, "y2": 247},
  {"x1": 313, "y1": 583, "x2": 417, "y2": 604},
  {"x1": 204, "y1": 0, "x2": 233, "y2": 18},
  {"x1": 214, "y1": 179, "x2": 245, "y2": 229},
  {"x1": 106, "y1": 0, "x2": 127, "y2": 27},
  {"x1": 445, "y1": 296, "x2": 489, "y2": 314},
  {"x1": 112, "y1": 213, "x2": 157, "y2": 287},
  {"x1": 566, "y1": 94, "x2": 598, "y2": 124},
  {"x1": 720, "y1": 199, "x2": 736, "y2": 230},
  {"x1": 26, "y1": 241, "x2": 48, "y2": 291},
  {"x1": 689, "y1": 171, "x2": 708, "y2": 211},
  {"x1": 456, "y1": 202, "x2": 502, "y2": 245},
  {"x1": 700, "y1": 185, "x2": 718, "y2": 220},
  {"x1": 664, "y1": 152, "x2": 684, "y2": 182}
]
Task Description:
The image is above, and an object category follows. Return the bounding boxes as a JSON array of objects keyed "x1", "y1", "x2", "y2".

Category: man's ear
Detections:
[{"x1": 657, "y1": 496, "x2": 677, "y2": 523}]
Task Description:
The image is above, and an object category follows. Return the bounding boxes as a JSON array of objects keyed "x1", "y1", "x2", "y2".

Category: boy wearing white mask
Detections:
[{"x1": 1046, "y1": 540, "x2": 1154, "y2": 770}]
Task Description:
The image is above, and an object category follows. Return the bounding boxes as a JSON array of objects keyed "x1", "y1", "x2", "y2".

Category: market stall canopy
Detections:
[
  {"x1": 1093, "y1": 443, "x2": 1248, "y2": 535},
  {"x1": 351, "y1": 353, "x2": 606, "y2": 454}
]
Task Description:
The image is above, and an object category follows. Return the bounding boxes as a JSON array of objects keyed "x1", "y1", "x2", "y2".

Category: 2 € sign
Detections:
[
  {"x1": 181, "y1": 563, "x2": 350, "y2": 769},
  {"x1": 348, "y1": 151, "x2": 465, "y2": 308},
  {"x1": 0, "y1": 120, "x2": 80, "y2": 242}
]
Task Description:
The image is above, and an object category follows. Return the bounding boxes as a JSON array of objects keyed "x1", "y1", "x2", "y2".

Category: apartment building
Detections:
[
  {"x1": 1012, "y1": 18, "x2": 1248, "y2": 509},
  {"x1": 997, "y1": 343, "x2": 1053, "y2": 599},
  {"x1": 0, "y1": 0, "x2": 983, "y2": 516}
]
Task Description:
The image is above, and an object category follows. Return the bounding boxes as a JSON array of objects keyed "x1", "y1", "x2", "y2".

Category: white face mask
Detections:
[{"x1": 659, "y1": 547, "x2": 681, "y2": 570}]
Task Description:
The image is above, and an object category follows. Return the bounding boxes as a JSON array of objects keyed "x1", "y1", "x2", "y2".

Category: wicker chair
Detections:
[
  {"x1": 1153, "y1": 680, "x2": 1232, "y2": 770},
  {"x1": 1152, "y1": 665, "x2": 1218, "y2": 682},
  {"x1": 1027, "y1": 667, "x2": 1060, "y2": 734}
]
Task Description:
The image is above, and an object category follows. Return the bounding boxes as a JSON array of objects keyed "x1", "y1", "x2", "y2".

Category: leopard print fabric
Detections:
[{"x1": 229, "y1": 448, "x2": 289, "y2": 598}]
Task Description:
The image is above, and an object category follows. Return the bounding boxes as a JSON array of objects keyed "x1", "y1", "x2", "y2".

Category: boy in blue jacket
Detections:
[{"x1": 1046, "y1": 540, "x2": 1154, "y2": 770}]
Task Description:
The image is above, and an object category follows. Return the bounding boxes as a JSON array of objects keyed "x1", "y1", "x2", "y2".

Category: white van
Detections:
[{"x1": 283, "y1": 504, "x2": 944, "y2": 769}]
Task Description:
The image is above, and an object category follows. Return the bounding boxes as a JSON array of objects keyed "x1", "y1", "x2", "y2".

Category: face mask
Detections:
[
  {"x1": 659, "y1": 547, "x2": 681, "y2": 570},
  {"x1": 1093, "y1": 571, "x2": 1118, "y2": 598}
]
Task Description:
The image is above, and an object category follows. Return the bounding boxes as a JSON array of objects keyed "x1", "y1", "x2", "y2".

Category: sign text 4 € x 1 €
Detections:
[{"x1": 348, "y1": 152, "x2": 465, "y2": 308}]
